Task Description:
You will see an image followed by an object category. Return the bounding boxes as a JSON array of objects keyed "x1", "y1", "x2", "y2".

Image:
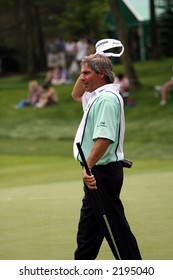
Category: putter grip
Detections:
[{"x1": 76, "y1": 143, "x2": 91, "y2": 176}]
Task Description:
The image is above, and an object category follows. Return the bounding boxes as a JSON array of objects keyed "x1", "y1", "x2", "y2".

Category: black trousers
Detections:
[{"x1": 74, "y1": 162, "x2": 142, "y2": 260}]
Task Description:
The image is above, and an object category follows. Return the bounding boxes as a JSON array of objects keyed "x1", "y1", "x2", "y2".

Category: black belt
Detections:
[{"x1": 80, "y1": 159, "x2": 132, "y2": 169}]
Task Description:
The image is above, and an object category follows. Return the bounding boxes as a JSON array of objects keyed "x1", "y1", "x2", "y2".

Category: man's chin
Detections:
[
  {"x1": 84, "y1": 86, "x2": 90, "y2": 91},
  {"x1": 85, "y1": 86, "x2": 94, "y2": 92}
]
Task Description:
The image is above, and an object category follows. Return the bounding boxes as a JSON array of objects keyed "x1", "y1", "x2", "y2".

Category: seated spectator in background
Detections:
[
  {"x1": 114, "y1": 73, "x2": 130, "y2": 104},
  {"x1": 35, "y1": 81, "x2": 58, "y2": 108},
  {"x1": 44, "y1": 65, "x2": 72, "y2": 85},
  {"x1": 12, "y1": 80, "x2": 42, "y2": 109},
  {"x1": 154, "y1": 75, "x2": 173, "y2": 106},
  {"x1": 51, "y1": 65, "x2": 72, "y2": 85},
  {"x1": 44, "y1": 66, "x2": 55, "y2": 83}
]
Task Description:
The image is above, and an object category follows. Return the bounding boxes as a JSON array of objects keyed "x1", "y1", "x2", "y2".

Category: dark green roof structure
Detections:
[{"x1": 105, "y1": 0, "x2": 151, "y2": 61}]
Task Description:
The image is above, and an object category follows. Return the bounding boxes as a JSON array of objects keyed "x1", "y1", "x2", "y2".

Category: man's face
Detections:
[{"x1": 80, "y1": 64, "x2": 104, "y2": 92}]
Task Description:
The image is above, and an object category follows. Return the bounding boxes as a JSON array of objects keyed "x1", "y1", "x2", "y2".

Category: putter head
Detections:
[{"x1": 95, "y1": 38, "x2": 124, "y2": 57}]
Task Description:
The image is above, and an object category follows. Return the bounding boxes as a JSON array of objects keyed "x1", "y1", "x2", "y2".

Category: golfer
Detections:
[{"x1": 72, "y1": 54, "x2": 142, "y2": 260}]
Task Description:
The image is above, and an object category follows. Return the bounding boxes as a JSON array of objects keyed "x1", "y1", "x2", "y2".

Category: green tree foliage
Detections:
[
  {"x1": 0, "y1": 0, "x2": 46, "y2": 73},
  {"x1": 59, "y1": 0, "x2": 108, "y2": 39},
  {"x1": 0, "y1": 0, "x2": 109, "y2": 74}
]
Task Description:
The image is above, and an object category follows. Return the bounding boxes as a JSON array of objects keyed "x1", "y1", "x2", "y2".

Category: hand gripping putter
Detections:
[{"x1": 76, "y1": 142, "x2": 121, "y2": 260}]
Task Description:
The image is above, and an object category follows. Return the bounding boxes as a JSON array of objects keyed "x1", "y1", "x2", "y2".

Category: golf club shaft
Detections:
[{"x1": 76, "y1": 142, "x2": 121, "y2": 260}]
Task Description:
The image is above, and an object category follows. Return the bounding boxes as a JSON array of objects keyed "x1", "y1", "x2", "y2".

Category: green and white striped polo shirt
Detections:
[{"x1": 80, "y1": 89, "x2": 125, "y2": 165}]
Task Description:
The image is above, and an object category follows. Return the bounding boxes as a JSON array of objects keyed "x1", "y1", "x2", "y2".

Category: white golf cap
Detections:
[{"x1": 95, "y1": 38, "x2": 124, "y2": 57}]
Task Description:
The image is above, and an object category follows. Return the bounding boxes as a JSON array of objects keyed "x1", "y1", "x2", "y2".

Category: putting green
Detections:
[{"x1": 0, "y1": 164, "x2": 172, "y2": 260}]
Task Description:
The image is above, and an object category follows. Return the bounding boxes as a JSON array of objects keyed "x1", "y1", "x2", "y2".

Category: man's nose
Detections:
[{"x1": 80, "y1": 74, "x2": 85, "y2": 81}]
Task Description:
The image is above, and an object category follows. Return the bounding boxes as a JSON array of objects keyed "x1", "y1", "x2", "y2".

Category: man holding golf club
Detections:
[{"x1": 72, "y1": 39, "x2": 142, "y2": 260}]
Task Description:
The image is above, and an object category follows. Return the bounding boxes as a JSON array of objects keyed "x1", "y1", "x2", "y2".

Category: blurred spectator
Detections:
[
  {"x1": 44, "y1": 65, "x2": 72, "y2": 85},
  {"x1": 69, "y1": 60, "x2": 79, "y2": 76},
  {"x1": 44, "y1": 66, "x2": 55, "y2": 84},
  {"x1": 56, "y1": 37, "x2": 66, "y2": 68},
  {"x1": 87, "y1": 40, "x2": 96, "y2": 56},
  {"x1": 12, "y1": 80, "x2": 42, "y2": 109},
  {"x1": 65, "y1": 37, "x2": 77, "y2": 70},
  {"x1": 51, "y1": 65, "x2": 72, "y2": 85},
  {"x1": 35, "y1": 81, "x2": 58, "y2": 108},
  {"x1": 75, "y1": 35, "x2": 88, "y2": 65},
  {"x1": 154, "y1": 74, "x2": 173, "y2": 106},
  {"x1": 87, "y1": 32, "x2": 96, "y2": 55},
  {"x1": 114, "y1": 73, "x2": 130, "y2": 104},
  {"x1": 45, "y1": 36, "x2": 59, "y2": 68}
]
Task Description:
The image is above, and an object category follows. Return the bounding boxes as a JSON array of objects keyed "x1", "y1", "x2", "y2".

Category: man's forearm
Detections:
[
  {"x1": 71, "y1": 76, "x2": 85, "y2": 102},
  {"x1": 87, "y1": 138, "x2": 111, "y2": 169}
]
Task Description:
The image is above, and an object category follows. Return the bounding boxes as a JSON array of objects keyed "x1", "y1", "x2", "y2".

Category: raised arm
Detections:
[{"x1": 71, "y1": 75, "x2": 85, "y2": 102}]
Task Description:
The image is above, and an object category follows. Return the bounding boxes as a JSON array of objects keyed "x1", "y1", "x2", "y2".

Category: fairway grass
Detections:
[{"x1": 0, "y1": 156, "x2": 172, "y2": 260}]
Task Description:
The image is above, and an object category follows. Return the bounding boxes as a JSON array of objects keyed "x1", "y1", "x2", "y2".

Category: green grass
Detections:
[
  {"x1": 0, "y1": 156, "x2": 172, "y2": 260},
  {"x1": 0, "y1": 58, "x2": 173, "y2": 260},
  {"x1": 0, "y1": 59, "x2": 173, "y2": 159}
]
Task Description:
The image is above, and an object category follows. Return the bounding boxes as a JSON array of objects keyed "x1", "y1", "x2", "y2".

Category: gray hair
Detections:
[{"x1": 81, "y1": 54, "x2": 115, "y2": 83}]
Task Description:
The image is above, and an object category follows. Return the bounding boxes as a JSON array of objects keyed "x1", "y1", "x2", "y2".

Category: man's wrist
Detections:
[{"x1": 87, "y1": 162, "x2": 93, "y2": 170}]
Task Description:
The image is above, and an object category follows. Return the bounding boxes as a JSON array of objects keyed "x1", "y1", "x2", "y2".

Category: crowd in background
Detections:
[
  {"x1": 12, "y1": 34, "x2": 96, "y2": 110},
  {"x1": 12, "y1": 80, "x2": 58, "y2": 110},
  {"x1": 12, "y1": 34, "x2": 173, "y2": 109},
  {"x1": 12, "y1": 35, "x2": 136, "y2": 110},
  {"x1": 44, "y1": 34, "x2": 135, "y2": 106},
  {"x1": 44, "y1": 34, "x2": 96, "y2": 85}
]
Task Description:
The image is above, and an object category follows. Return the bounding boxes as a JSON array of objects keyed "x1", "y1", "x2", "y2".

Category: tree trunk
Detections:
[
  {"x1": 108, "y1": 0, "x2": 142, "y2": 89},
  {"x1": 33, "y1": 4, "x2": 46, "y2": 71},
  {"x1": 150, "y1": 0, "x2": 160, "y2": 59},
  {"x1": 22, "y1": 0, "x2": 46, "y2": 74},
  {"x1": 22, "y1": 0, "x2": 37, "y2": 74},
  {"x1": 13, "y1": 0, "x2": 26, "y2": 72}
]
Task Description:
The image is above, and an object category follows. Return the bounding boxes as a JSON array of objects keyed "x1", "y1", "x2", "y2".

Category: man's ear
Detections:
[{"x1": 99, "y1": 71, "x2": 105, "y2": 79}]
